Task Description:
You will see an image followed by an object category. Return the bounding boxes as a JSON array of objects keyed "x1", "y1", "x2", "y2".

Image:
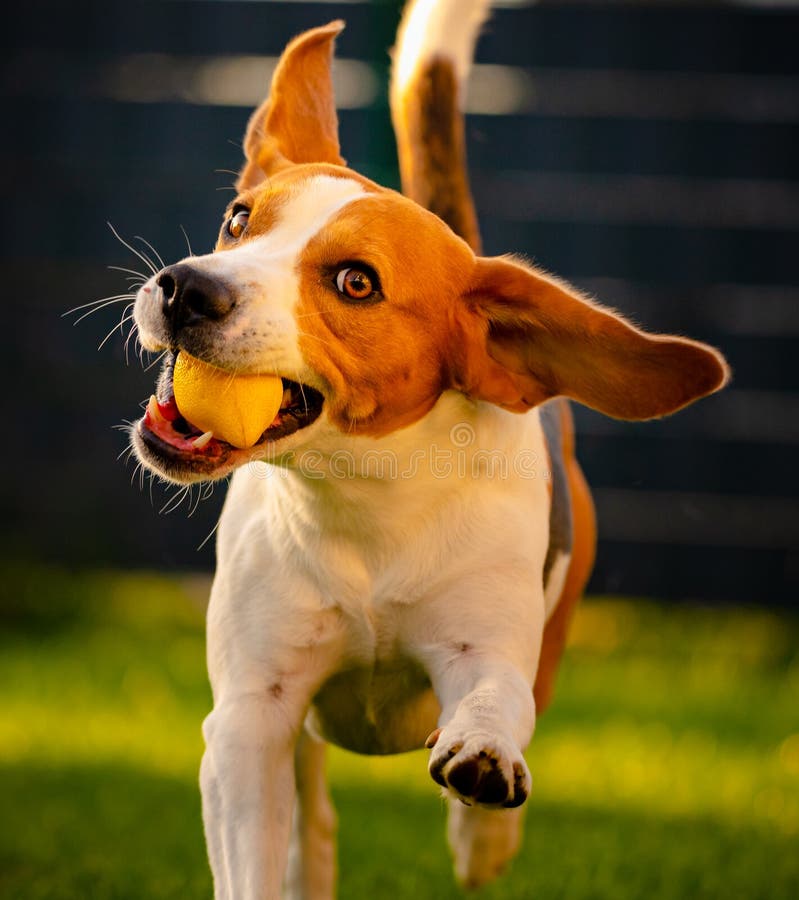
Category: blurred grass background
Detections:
[{"x1": 1, "y1": 568, "x2": 797, "y2": 898}]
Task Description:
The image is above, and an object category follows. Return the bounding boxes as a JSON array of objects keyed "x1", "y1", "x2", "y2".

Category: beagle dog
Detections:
[{"x1": 129, "y1": 0, "x2": 728, "y2": 895}]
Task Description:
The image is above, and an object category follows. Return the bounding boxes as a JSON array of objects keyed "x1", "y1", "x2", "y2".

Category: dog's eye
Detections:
[
  {"x1": 227, "y1": 209, "x2": 250, "y2": 239},
  {"x1": 335, "y1": 266, "x2": 379, "y2": 301}
]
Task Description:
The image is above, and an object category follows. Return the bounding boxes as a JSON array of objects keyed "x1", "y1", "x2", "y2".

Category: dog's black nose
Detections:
[{"x1": 157, "y1": 263, "x2": 235, "y2": 329}]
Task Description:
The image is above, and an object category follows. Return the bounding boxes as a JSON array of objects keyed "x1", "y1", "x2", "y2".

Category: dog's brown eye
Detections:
[
  {"x1": 335, "y1": 267, "x2": 378, "y2": 301},
  {"x1": 227, "y1": 210, "x2": 249, "y2": 239}
]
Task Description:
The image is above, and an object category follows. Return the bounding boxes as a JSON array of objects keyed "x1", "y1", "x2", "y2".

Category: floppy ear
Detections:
[
  {"x1": 454, "y1": 256, "x2": 730, "y2": 420},
  {"x1": 237, "y1": 20, "x2": 346, "y2": 190}
]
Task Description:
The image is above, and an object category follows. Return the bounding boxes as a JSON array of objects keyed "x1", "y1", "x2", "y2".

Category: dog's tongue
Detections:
[{"x1": 172, "y1": 352, "x2": 284, "y2": 449}]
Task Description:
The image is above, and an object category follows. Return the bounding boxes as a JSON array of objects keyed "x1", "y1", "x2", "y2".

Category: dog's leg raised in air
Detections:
[
  {"x1": 425, "y1": 651, "x2": 537, "y2": 882},
  {"x1": 425, "y1": 655, "x2": 536, "y2": 809},
  {"x1": 425, "y1": 652, "x2": 536, "y2": 885},
  {"x1": 284, "y1": 729, "x2": 337, "y2": 900},
  {"x1": 393, "y1": 5, "x2": 534, "y2": 885}
]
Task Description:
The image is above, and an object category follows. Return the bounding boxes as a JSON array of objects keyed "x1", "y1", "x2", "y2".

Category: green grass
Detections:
[{"x1": 1, "y1": 567, "x2": 798, "y2": 899}]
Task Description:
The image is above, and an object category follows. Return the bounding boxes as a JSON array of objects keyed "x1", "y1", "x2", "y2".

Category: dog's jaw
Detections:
[{"x1": 131, "y1": 359, "x2": 327, "y2": 484}]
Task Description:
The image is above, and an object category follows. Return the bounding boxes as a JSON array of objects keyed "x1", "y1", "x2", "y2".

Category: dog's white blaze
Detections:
[
  {"x1": 214, "y1": 174, "x2": 365, "y2": 311},
  {"x1": 171, "y1": 175, "x2": 367, "y2": 372},
  {"x1": 207, "y1": 174, "x2": 366, "y2": 287},
  {"x1": 260, "y1": 174, "x2": 368, "y2": 259},
  {"x1": 392, "y1": 0, "x2": 491, "y2": 99}
]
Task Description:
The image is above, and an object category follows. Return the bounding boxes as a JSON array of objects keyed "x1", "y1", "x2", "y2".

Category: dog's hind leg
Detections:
[
  {"x1": 446, "y1": 800, "x2": 526, "y2": 890},
  {"x1": 284, "y1": 729, "x2": 337, "y2": 900}
]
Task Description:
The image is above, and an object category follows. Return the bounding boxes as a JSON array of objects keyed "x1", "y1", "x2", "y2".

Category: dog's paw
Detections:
[{"x1": 426, "y1": 727, "x2": 531, "y2": 808}]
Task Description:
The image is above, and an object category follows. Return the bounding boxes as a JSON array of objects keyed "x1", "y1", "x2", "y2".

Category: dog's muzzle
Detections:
[
  {"x1": 157, "y1": 263, "x2": 235, "y2": 338},
  {"x1": 128, "y1": 263, "x2": 325, "y2": 483}
]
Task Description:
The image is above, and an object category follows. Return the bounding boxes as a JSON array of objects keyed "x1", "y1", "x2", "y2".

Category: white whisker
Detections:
[
  {"x1": 130, "y1": 461, "x2": 143, "y2": 487},
  {"x1": 188, "y1": 484, "x2": 206, "y2": 517},
  {"x1": 108, "y1": 264, "x2": 149, "y2": 282},
  {"x1": 97, "y1": 304, "x2": 135, "y2": 351},
  {"x1": 160, "y1": 484, "x2": 190, "y2": 515},
  {"x1": 107, "y1": 222, "x2": 159, "y2": 276},
  {"x1": 143, "y1": 349, "x2": 169, "y2": 373},
  {"x1": 296, "y1": 328, "x2": 335, "y2": 349},
  {"x1": 179, "y1": 224, "x2": 194, "y2": 257},
  {"x1": 197, "y1": 515, "x2": 221, "y2": 552},
  {"x1": 124, "y1": 321, "x2": 140, "y2": 364},
  {"x1": 63, "y1": 293, "x2": 135, "y2": 320},
  {"x1": 294, "y1": 307, "x2": 340, "y2": 320},
  {"x1": 134, "y1": 234, "x2": 166, "y2": 270},
  {"x1": 286, "y1": 364, "x2": 313, "y2": 420}
]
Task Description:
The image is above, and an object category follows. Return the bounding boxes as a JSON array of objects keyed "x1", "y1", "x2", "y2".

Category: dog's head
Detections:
[{"x1": 131, "y1": 21, "x2": 728, "y2": 484}]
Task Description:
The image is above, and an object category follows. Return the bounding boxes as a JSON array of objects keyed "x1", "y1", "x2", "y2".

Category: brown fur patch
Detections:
[
  {"x1": 238, "y1": 21, "x2": 346, "y2": 190},
  {"x1": 294, "y1": 189, "x2": 477, "y2": 436},
  {"x1": 214, "y1": 189, "x2": 286, "y2": 251}
]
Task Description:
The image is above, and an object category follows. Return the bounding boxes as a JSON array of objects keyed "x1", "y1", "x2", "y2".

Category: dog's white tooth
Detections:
[
  {"x1": 148, "y1": 394, "x2": 166, "y2": 423},
  {"x1": 192, "y1": 430, "x2": 214, "y2": 449}
]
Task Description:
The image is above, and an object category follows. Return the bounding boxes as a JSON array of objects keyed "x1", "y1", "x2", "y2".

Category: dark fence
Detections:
[{"x1": 3, "y1": 0, "x2": 798, "y2": 603}]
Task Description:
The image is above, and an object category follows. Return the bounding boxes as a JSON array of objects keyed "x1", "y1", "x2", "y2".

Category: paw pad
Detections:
[{"x1": 428, "y1": 735, "x2": 530, "y2": 808}]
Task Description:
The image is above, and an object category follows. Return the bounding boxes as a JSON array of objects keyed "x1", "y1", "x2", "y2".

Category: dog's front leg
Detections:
[
  {"x1": 422, "y1": 640, "x2": 540, "y2": 889},
  {"x1": 411, "y1": 579, "x2": 545, "y2": 806},
  {"x1": 425, "y1": 655, "x2": 536, "y2": 809},
  {"x1": 201, "y1": 692, "x2": 300, "y2": 900},
  {"x1": 200, "y1": 591, "x2": 345, "y2": 900}
]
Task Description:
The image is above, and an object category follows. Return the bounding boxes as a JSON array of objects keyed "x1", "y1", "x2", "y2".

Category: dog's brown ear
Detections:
[
  {"x1": 454, "y1": 255, "x2": 730, "y2": 420},
  {"x1": 237, "y1": 20, "x2": 346, "y2": 189}
]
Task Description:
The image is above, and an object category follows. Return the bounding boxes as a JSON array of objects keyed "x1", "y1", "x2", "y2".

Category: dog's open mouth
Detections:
[{"x1": 134, "y1": 351, "x2": 324, "y2": 478}]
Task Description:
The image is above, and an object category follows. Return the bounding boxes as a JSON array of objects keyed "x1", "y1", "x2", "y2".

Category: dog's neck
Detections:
[
  {"x1": 254, "y1": 392, "x2": 548, "y2": 554},
  {"x1": 227, "y1": 392, "x2": 549, "y2": 605}
]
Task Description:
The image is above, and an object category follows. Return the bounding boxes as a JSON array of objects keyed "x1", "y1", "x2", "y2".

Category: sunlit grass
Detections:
[{"x1": 1, "y1": 567, "x2": 798, "y2": 898}]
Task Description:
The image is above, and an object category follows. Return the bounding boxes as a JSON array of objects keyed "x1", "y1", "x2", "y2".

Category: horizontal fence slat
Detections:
[
  {"x1": 592, "y1": 488, "x2": 799, "y2": 550},
  {"x1": 589, "y1": 542, "x2": 795, "y2": 604}
]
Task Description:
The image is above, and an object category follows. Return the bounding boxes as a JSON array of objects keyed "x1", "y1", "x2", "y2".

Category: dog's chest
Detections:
[
  {"x1": 307, "y1": 649, "x2": 438, "y2": 755},
  {"x1": 301, "y1": 542, "x2": 449, "y2": 755}
]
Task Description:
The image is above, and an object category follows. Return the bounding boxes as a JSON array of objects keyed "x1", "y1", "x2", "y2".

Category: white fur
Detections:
[{"x1": 392, "y1": 0, "x2": 492, "y2": 101}]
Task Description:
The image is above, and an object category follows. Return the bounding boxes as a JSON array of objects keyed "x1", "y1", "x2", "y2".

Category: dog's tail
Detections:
[{"x1": 390, "y1": 0, "x2": 491, "y2": 254}]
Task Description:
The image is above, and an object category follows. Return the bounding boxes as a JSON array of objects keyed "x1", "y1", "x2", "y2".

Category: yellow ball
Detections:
[{"x1": 172, "y1": 352, "x2": 284, "y2": 449}]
